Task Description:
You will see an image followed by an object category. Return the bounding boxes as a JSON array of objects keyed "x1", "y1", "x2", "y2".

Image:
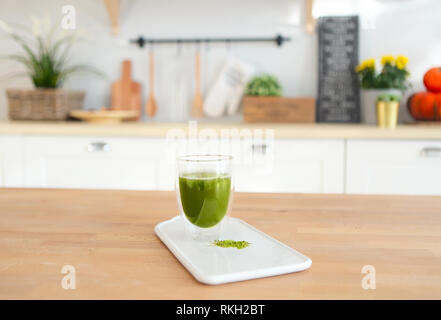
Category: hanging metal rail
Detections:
[{"x1": 130, "y1": 34, "x2": 291, "y2": 48}]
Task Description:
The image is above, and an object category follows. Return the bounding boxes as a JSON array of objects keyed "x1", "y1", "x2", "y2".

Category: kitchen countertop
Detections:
[
  {"x1": 1, "y1": 120, "x2": 441, "y2": 139},
  {"x1": 1, "y1": 189, "x2": 440, "y2": 299}
]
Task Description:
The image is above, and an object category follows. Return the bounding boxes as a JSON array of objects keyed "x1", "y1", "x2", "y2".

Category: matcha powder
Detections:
[{"x1": 212, "y1": 240, "x2": 251, "y2": 250}]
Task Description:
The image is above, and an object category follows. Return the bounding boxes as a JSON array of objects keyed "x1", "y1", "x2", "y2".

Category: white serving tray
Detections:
[{"x1": 154, "y1": 216, "x2": 312, "y2": 285}]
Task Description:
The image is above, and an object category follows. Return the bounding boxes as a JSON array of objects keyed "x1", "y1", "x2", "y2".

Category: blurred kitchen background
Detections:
[
  {"x1": 0, "y1": 0, "x2": 440, "y2": 121},
  {"x1": 0, "y1": 0, "x2": 441, "y2": 195}
]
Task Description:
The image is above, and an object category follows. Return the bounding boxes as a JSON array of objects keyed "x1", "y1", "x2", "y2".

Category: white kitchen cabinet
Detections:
[
  {"x1": 8, "y1": 133, "x2": 441, "y2": 195},
  {"x1": 234, "y1": 139, "x2": 345, "y2": 193},
  {"x1": 0, "y1": 135, "x2": 23, "y2": 187},
  {"x1": 152, "y1": 137, "x2": 345, "y2": 193},
  {"x1": 22, "y1": 136, "x2": 170, "y2": 190},
  {"x1": 346, "y1": 140, "x2": 441, "y2": 195},
  {"x1": 19, "y1": 136, "x2": 345, "y2": 193}
]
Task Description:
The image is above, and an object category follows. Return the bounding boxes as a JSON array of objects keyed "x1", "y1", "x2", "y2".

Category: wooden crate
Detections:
[{"x1": 243, "y1": 96, "x2": 316, "y2": 123}]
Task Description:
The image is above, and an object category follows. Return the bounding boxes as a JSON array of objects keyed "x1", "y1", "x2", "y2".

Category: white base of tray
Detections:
[{"x1": 154, "y1": 216, "x2": 312, "y2": 285}]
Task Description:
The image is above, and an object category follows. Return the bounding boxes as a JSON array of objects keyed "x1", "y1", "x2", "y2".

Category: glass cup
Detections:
[{"x1": 176, "y1": 155, "x2": 234, "y2": 241}]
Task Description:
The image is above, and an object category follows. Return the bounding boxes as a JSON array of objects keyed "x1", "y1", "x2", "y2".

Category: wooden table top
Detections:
[{"x1": 1, "y1": 189, "x2": 440, "y2": 299}]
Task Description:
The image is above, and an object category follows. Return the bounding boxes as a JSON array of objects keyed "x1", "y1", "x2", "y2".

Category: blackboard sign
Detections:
[{"x1": 316, "y1": 16, "x2": 360, "y2": 123}]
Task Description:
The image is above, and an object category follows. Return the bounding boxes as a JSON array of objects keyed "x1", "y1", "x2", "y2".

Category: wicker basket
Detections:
[{"x1": 6, "y1": 89, "x2": 85, "y2": 121}]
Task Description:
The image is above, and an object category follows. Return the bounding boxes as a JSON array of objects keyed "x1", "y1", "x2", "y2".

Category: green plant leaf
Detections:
[
  {"x1": 245, "y1": 74, "x2": 282, "y2": 97},
  {"x1": 0, "y1": 18, "x2": 103, "y2": 88},
  {"x1": 357, "y1": 57, "x2": 410, "y2": 90}
]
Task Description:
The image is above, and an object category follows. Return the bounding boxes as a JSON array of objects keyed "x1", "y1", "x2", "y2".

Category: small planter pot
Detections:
[
  {"x1": 6, "y1": 88, "x2": 85, "y2": 121},
  {"x1": 376, "y1": 101, "x2": 400, "y2": 129},
  {"x1": 361, "y1": 88, "x2": 402, "y2": 124}
]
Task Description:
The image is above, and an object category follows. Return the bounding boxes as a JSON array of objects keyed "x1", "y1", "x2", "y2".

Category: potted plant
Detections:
[
  {"x1": 376, "y1": 94, "x2": 401, "y2": 129},
  {"x1": 355, "y1": 55, "x2": 410, "y2": 124},
  {"x1": 242, "y1": 74, "x2": 315, "y2": 123},
  {"x1": 0, "y1": 18, "x2": 100, "y2": 121}
]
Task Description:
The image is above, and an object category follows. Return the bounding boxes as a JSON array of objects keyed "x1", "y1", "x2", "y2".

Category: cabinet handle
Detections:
[
  {"x1": 420, "y1": 147, "x2": 441, "y2": 158},
  {"x1": 251, "y1": 144, "x2": 268, "y2": 155},
  {"x1": 87, "y1": 142, "x2": 110, "y2": 152}
]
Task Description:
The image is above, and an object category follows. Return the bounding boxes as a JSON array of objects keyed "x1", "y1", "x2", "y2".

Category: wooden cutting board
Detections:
[{"x1": 111, "y1": 60, "x2": 141, "y2": 119}]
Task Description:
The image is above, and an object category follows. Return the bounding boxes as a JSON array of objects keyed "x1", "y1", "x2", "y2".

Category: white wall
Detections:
[{"x1": 0, "y1": 0, "x2": 439, "y2": 122}]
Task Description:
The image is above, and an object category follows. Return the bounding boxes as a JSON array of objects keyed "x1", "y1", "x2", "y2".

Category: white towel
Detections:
[{"x1": 203, "y1": 56, "x2": 255, "y2": 118}]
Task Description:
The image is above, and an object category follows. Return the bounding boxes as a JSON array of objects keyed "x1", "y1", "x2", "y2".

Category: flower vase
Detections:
[{"x1": 361, "y1": 88, "x2": 402, "y2": 124}]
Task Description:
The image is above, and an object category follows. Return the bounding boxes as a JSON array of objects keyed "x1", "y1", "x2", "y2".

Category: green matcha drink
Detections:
[
  {"x1": 177, "y1": 155, "x2": 233, "y2": 240},
  {"x1": 179, "y1": 172, "x2": 231, "y2": 228}
]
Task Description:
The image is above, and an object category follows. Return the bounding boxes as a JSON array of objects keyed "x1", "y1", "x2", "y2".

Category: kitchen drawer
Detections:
[
  {"x1": 235, "y1": 139, "x2": 345, "y2": 193},
  {"x1": 163, "y1": 137, "x2": 344, "y2": 193},
  {"x1": 23, "y1": 136, "x2": 166, "y2": 190},
  {"x1": 163, "y1": 138, "x2": 344, "y2": 193},
  {"x1": 346, "y1": 140, "x2": 441, "y2": 195},
  {"x1": 0, "y1": 135, "x2": 24, "y2": 187}
]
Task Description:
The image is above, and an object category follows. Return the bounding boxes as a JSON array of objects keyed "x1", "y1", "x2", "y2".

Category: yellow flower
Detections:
[
  {"x1": 355, "y1": 58, "x2": 375, "y2": 72},
  {"x1": 396, "y1": 55, "x2": 408, "y2": 70},
  {"x1": 355, "y1": 63, "x2": 364, "y2": 72},
  {"x1": 364, "y1": 58, "x2": 375, "y2": 69},
  {"x1": 381, "y1": 55, "x2": 394, "y2": 65}
]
